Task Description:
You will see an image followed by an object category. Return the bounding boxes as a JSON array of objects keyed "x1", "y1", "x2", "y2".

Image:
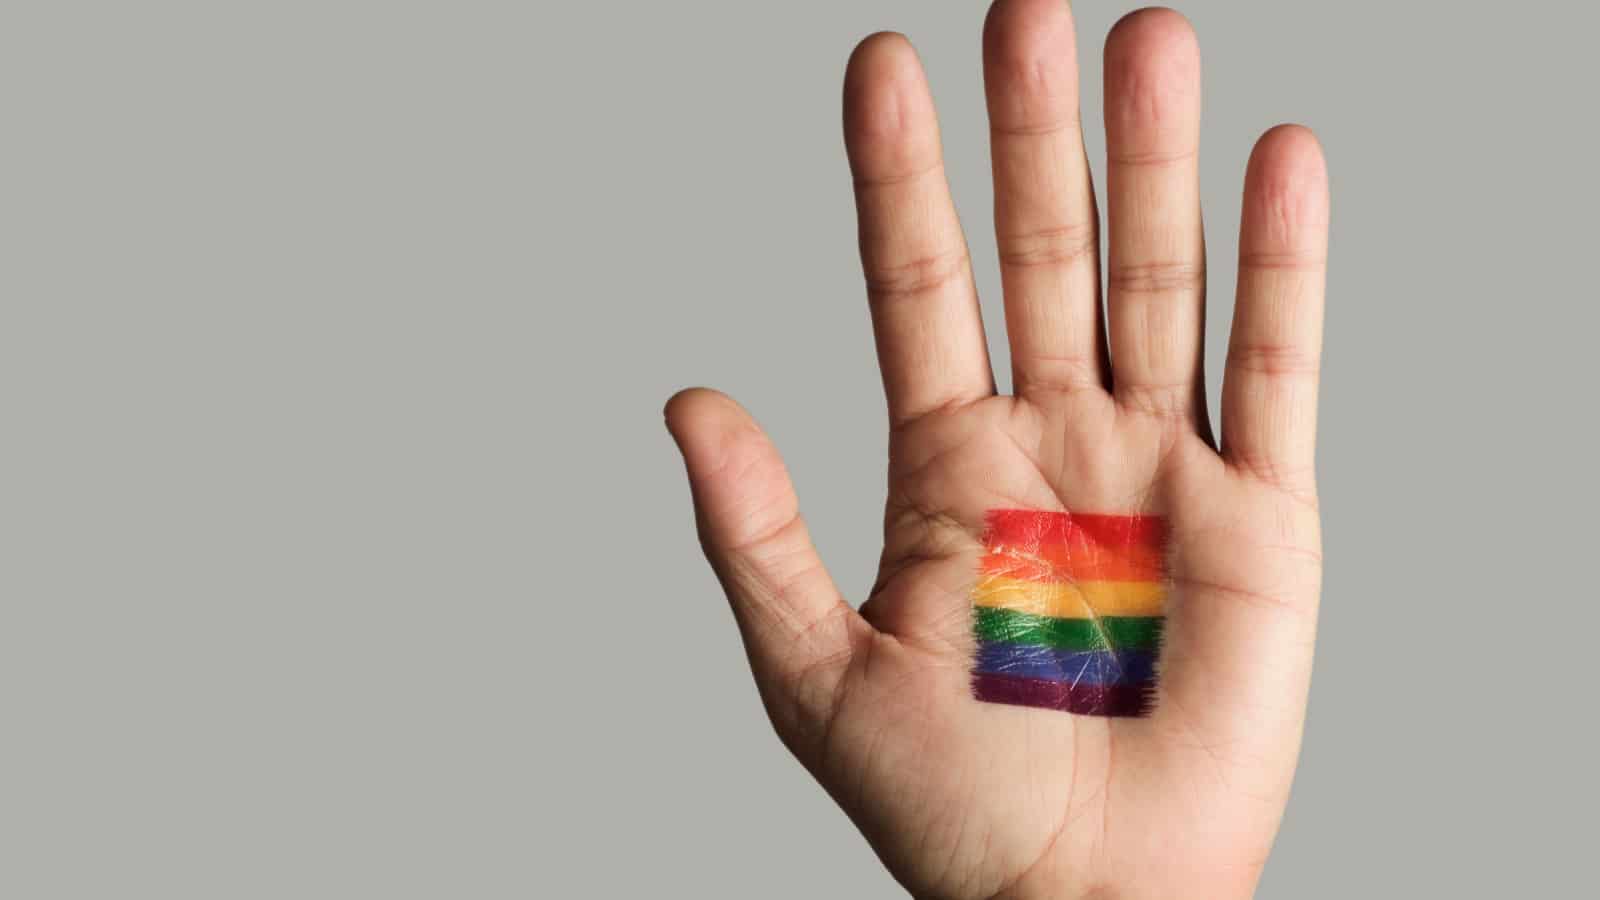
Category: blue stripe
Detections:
[{"x1": 975, "y1": 640, "x2": 1156, "y2": 686}]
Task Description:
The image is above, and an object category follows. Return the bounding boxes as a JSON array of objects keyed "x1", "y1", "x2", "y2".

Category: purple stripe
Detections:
[{"x1": 972, "y1": 672, "x2": 1154, "y2": 717}]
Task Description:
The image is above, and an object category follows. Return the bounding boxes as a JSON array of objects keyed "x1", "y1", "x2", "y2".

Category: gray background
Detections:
[{"x1": 3, "y1": 0, "x2": 1597, "y2": 896}]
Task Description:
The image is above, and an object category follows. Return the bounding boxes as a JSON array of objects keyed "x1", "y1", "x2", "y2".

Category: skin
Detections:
[{"x1": 665, "y1": 3, "x2": 1328, "y2": 898}]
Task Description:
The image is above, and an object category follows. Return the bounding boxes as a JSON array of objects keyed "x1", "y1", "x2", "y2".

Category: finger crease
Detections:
[
  {"x1": 1226, "y1": 343, "x2": 1321, "y2": 377},
  {"x1": 989, "y1": 117, "x2": 1081, "y2": 139},
  {"x1": 865, "y1": 249, "x2": 972, "y2": 301},
  {"x1": 1238, "y1": 252, "x2": 1326, "y2": 273},
  {"x1": 996, "y1": 224, "x2": 1098, "y2": 270},
  {"x1": 852, "y1": 160, "x2": 945, "y2": 190},
  {"x1": 1108, "y1": 261, "x2": 1205, "y2": 295},
  {"x1": 1107, "y1": 146, "x2": 1199, "y2": 168}
]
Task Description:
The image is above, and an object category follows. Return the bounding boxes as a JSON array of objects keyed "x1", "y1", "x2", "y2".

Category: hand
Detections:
[{"x1": 665, "y1": 3, "x2": 1327, "y2": 897}]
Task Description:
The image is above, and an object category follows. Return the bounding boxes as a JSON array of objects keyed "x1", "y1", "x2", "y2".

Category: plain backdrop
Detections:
[{"x1": 4, "y1": 1, "x2": 1598, "y2": 896}]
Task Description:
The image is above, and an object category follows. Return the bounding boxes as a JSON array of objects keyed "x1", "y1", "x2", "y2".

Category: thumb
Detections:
[{"x1": 664, "y1": 388, "x2": 863, "y2": 749}]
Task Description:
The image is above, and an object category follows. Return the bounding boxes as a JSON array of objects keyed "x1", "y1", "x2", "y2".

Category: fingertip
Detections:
[
  {"x1": 844, "y1": 30, "x2": 921, "y2": 115},
  {"x1": 1103, "y1": 7, "x2": 1201, "y2": 149},
  {"x1": 982, "y1": 0, "x2": 1080, "y2": 123},
  {"x1": 1105, "y1": 6, "x2": 1198, "y2": 69},
  {"x1": 843, "y1": 31, "x2": 938, "y2": 171},
  {"x1": 664, "y1": 386, "x2": 755, "y2": 458},
  {"x1": 1243, "y1": 125, "x2": 1330, "y2": 246},
  {"x1": 849, "y1": 29, "x2": 913, "y2": 58},
  {"x1": 663, "y1": 386, "x2": 704, "y2": 445},
  {"x1": 664, "y1": 385, "x2": 732, "y2": 431},
  {"x1": 665, "y1": 389, "x2": 803, "y2": 565},
  {"x1": 1247, "y1": 125, "x2": 1329, "y2": 194},
  {"x1": 984, "y1": 0, "x2": 1076, "y2": 65},
  {"x1": 846, "y1": 30, "x2": 917, "y2": 79}
]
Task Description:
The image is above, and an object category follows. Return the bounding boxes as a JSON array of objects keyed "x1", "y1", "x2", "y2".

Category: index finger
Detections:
[{"x1": 845, "y1": 33, "x2": 993, "y2": 428}]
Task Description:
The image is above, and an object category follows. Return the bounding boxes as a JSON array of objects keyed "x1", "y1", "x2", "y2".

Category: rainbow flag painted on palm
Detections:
[{"x1": 971, "y1": 510, "x2": 1167, "y2": 717}]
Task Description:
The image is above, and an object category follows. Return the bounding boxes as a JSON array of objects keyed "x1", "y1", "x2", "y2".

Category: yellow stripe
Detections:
[{"x1": 971, "y1": 575, "x2": 1166, "y2": 618}]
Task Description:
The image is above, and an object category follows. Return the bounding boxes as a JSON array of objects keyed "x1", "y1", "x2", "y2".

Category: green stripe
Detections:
[{"x1": 974, "y1": 607, "x2": 1164, "y2": 652}]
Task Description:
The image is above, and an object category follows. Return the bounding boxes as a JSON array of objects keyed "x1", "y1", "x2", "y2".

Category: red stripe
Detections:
[
  {"x1": 982, "y1": 510, "x2": 1166, "y2": 550},
  {"x1": 979, "y1": 510, "x2": 1167, "y2": 582}
]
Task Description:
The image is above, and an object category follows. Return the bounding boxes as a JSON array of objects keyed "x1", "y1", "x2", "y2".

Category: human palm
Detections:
[{"x1": 667, "y1": 4, "x2": 1327, "y2": 898}]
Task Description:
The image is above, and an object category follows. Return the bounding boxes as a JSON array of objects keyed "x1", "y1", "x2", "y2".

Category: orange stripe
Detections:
[{"x1": 972, "y1": 575, "x2": 1167, "y2": 617}]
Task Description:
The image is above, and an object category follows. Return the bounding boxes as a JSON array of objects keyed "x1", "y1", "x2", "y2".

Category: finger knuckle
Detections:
[
  {"x1": 996, "y1": 222, "x2": 1098, "y2": 270},
  {"x1": 1226, "y1": 341, "x2": 1321, "y2": 378},
  {"x1": 864, "y1": 246, "x2": 972, "y2": 301},
  {"x1": 1109, "y1": 260, "x2": 1205, "y2": 295}
]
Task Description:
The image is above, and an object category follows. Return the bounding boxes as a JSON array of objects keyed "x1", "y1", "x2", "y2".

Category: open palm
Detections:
[{"x1": 667, "y1": 3, "x2": 1327, "y2": 898}]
